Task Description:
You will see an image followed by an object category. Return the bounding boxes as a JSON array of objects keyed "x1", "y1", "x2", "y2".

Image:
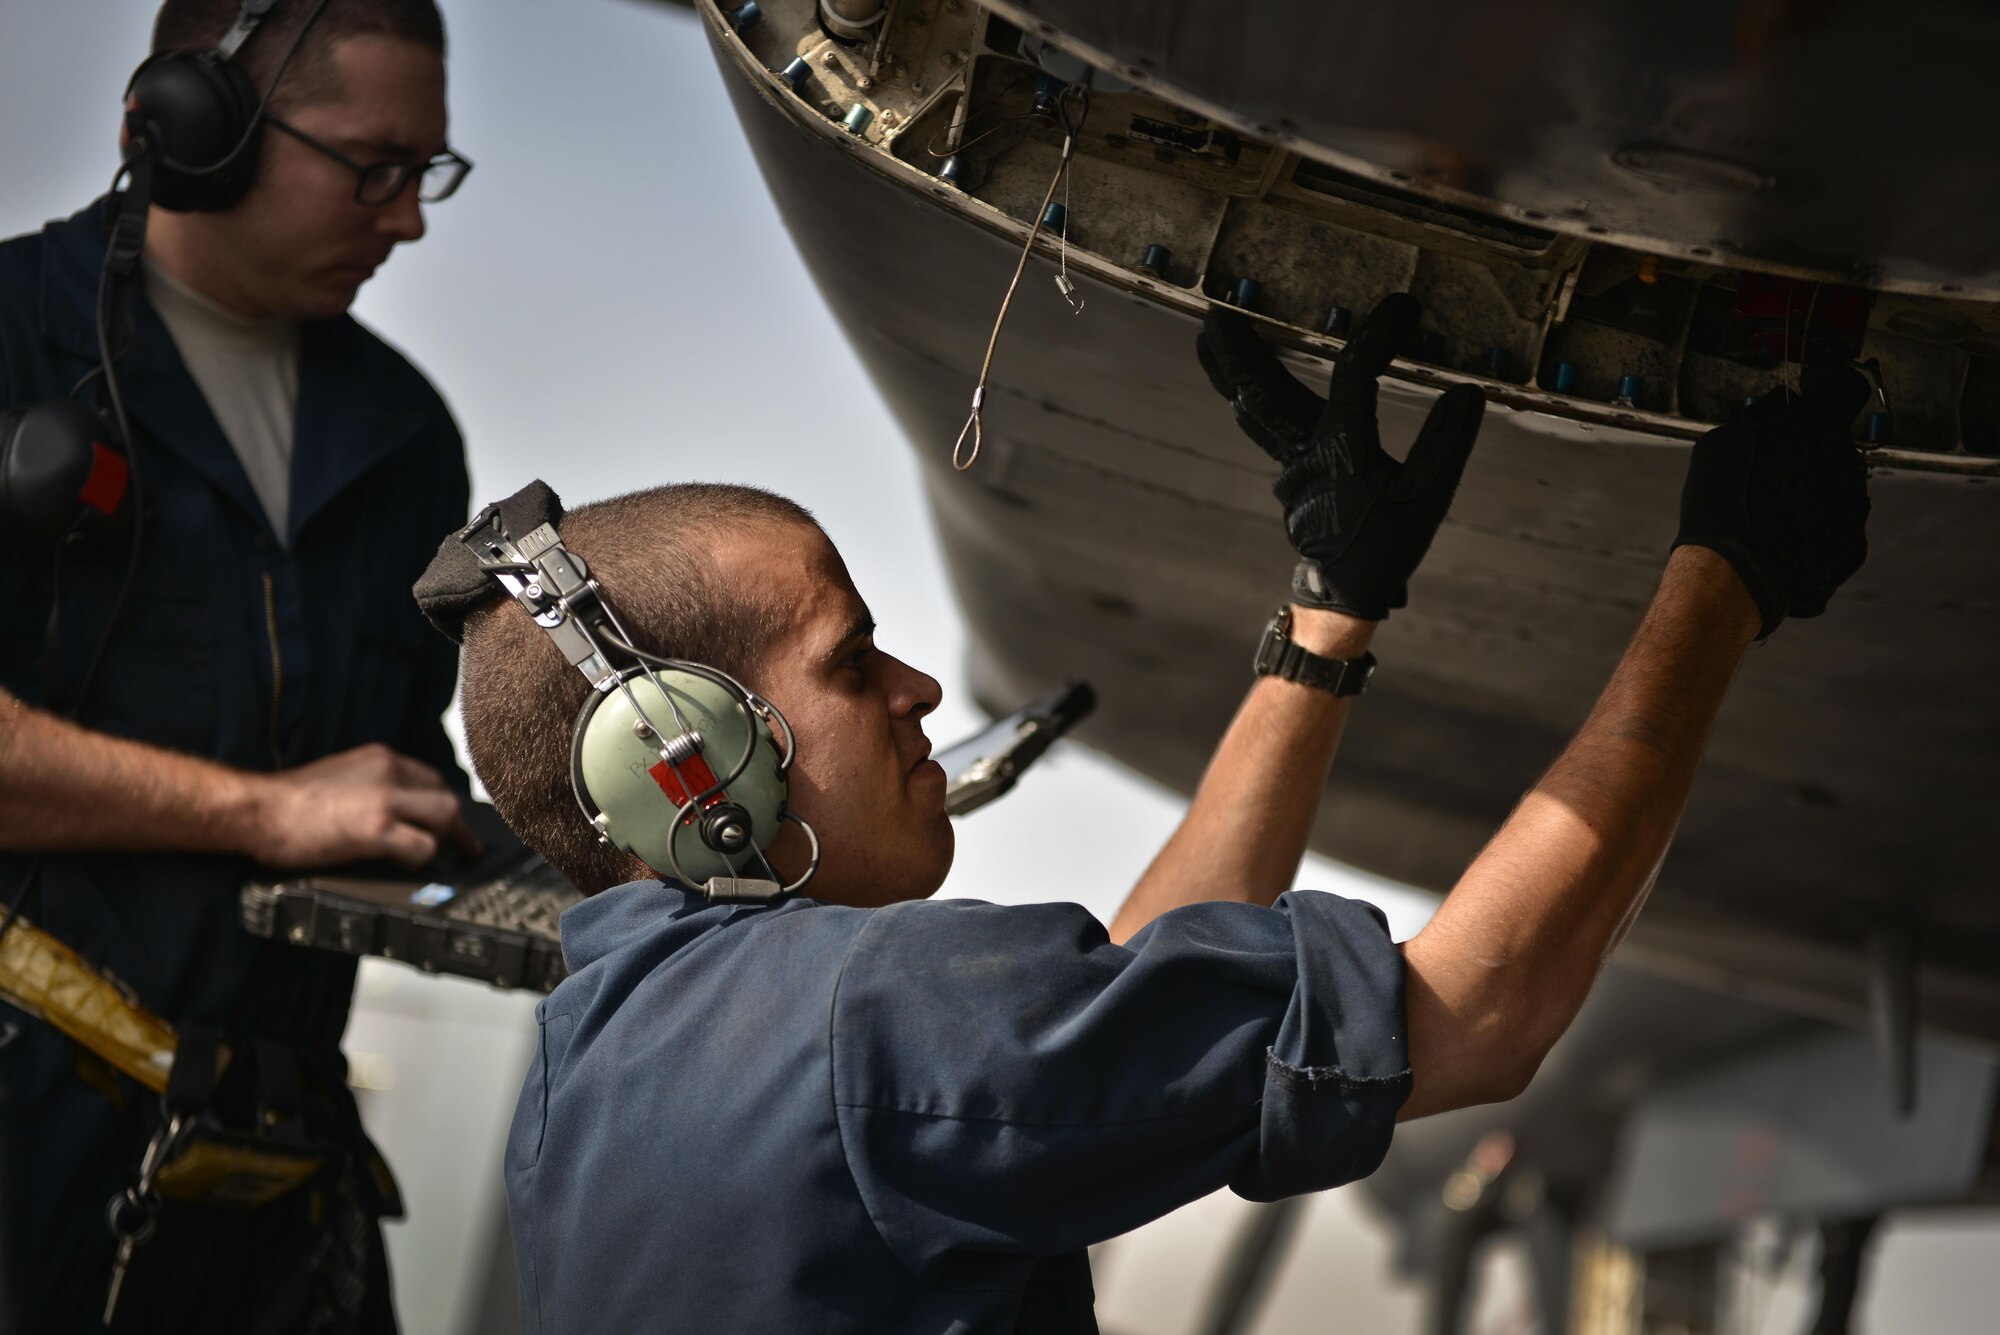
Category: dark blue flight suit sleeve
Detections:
[
  {"x1": 831, "y1": 890, "x2": 1412, "y2": 1275},
  {"x1": 0, "y1": 262, "x2": 28, "y2": 418}
]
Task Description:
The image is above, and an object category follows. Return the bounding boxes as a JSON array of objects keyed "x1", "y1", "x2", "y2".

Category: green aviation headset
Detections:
[{"x1": 453, "y1": 495, "x2": 819, "y2": 903}]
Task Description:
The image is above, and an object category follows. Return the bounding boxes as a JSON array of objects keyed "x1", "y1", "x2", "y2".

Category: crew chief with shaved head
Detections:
[
  {"x1": 427, "y1": 293, "x2": 1874, "y2": 1332},
  {"x1": 0, "y1": 2, "x2": 478, "y2": 1329}
]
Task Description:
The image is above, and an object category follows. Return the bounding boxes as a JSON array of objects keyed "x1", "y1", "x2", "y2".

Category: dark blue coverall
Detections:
[
  {"x1": 0, "y1": 201, "x2": 469, "y2": 1333},
  {"x1": 507, "y1": 881, "x2": 1412, "y2": 1334}
]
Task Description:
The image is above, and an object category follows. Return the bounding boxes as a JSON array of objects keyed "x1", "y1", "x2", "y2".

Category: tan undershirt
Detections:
[{"x1": 144, "y1": 259, "x2": 301, "y2": 544}]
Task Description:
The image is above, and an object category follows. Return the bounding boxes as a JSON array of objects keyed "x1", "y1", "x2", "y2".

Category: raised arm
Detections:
[
  {"x1": 1111, "y1": 296, "x2": 1484, "y2": 942},
  {"x1": 1109, "y1": 608, "x2": 1375, "y2": 943},
  {"x1": 1398, "y1": 361, "x2": 1874, "y2": 1119},
  {"x1": 0, "y1": 686, "x2": 477, "y2": 869}
]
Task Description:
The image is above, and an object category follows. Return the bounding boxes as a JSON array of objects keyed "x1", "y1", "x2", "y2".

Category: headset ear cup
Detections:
[
  {"x1": 127, "y1": 52, "x2": 264, "y2": 212},
  {"x1": 0, "y1": 400, "x2": 132, "y2": 550},
  {"x1": 572, "y1": 668, "x2": 789, "y2": 887}
]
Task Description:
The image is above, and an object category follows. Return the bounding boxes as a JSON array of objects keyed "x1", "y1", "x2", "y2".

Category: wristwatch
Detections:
[{"x1": 1252, "y1": 607, "x2": 1376, "y2": 697}]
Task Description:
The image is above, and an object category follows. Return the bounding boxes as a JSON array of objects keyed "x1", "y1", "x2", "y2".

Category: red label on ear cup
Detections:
[
  {"x1": 649, "y1": 753, "x2": 725, "y2": 825},
  {"x1": 77, "y1": 442, "x2": 130, "y2": 516}
]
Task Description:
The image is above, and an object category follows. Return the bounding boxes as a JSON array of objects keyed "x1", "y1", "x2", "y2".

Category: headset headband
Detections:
[
  {"x1": 462, "y1": 510, "x2": 624, "y2": 689},
  {"x1": 216, "y1": 0, "x2": 281, "y2": 62}
]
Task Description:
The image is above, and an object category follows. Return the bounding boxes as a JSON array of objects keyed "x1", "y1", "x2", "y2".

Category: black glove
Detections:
[
  {"x1": 1197, "y1": 294, "x2": 1486, "y2": 620},
  {"x1": 1673, "y1": 360, "x2": 1872, "y2": 637}
]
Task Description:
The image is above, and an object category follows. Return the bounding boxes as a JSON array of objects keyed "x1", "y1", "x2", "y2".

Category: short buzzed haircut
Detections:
[
  {"x1": 151, "y1": 0, "x2": 446, "y2": 110},
  {"x1": 460, "y1": 484, "x2": 821, "y2": 893}
]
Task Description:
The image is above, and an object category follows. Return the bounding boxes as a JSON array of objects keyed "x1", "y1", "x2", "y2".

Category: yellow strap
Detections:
[{"x1": 0, "y1": 914, "x2": 204, "y2": 1094}]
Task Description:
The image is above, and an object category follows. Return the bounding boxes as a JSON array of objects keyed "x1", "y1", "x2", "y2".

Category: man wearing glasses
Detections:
[{"x1": 0, "y1": 2, "x2": 474, "y2": 1330}]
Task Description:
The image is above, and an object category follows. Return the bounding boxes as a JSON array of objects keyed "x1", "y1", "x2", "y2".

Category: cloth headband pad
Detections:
[{"x1": 412, "y1": 478, "x2": 564, "y2": 643}]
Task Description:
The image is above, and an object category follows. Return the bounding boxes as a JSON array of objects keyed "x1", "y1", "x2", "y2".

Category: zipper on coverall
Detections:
[{"x1": 261, "y1": 571, "x2": 283, "y2": 770}]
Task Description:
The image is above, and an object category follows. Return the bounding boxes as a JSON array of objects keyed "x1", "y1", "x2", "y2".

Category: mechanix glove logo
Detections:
[{"x1": 1198, "y1": 293, "x2": 1486, "y2": 621}]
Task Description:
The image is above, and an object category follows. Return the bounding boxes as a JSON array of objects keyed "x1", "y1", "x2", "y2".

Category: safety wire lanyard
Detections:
[{"x1": 952, "y1": 85, "x2": 1090, "y2": 472}]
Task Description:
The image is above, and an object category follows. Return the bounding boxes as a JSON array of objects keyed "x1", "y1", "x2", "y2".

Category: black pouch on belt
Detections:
[{"x1": 151, "y1": 1030, "x2": 342, "y2": 1209}]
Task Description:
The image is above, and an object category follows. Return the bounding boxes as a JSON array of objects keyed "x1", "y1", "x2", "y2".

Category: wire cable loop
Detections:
[{"x1": 950, "y1": 85, "x2": 1090, "y2": 473}]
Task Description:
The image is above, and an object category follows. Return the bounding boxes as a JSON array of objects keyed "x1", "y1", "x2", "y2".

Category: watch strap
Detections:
[{"x1": 1253, "y1": 614, "x2": 1376, "y2": 697}]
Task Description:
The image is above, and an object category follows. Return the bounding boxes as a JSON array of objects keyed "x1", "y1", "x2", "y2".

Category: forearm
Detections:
[
  {"x1": 1398, "y1": 547, "x2": 1761, "y2": 1118},
  {"x1": 1109, "y1": 609, "x2": 1375, "y2": 943},
  {"x1": 0, "y1": 688, "x2": 261, "y2": 855}
]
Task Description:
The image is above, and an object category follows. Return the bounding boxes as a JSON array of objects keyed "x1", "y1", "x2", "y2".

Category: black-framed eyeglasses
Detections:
[{"x1": 263, "y1": 114, "x2": 472, "y2": 206}]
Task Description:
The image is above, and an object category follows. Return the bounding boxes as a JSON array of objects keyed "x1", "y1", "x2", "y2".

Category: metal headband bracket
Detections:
[
  {"x1": 459, "y1": 510, "x2": 621, "y2": 689},
  {"x1": 217, "y1": 1, "x2": 278, "y2": 62}
]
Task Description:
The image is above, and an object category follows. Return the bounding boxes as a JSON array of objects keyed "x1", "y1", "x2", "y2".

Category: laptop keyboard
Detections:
[{"x1": 442, "y1": 861, "x2": 582, "y2": 941}]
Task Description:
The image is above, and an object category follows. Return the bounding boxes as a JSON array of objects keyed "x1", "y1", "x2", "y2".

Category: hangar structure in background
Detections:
[{"x1": 679, "y1": 1, "x2": 2000, "y2": 1329}]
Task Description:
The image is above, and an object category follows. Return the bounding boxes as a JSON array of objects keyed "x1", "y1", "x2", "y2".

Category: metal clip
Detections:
[{"x1": 103, "y1": 1112, "x2": 189, "y2": 1324}]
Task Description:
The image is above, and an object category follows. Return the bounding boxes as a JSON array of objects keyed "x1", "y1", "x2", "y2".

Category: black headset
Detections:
[
  {"x1": 0, "y1": 400, "x2": 133, "y2": 551},
  {"x1": 0, "y1": 0, "x2": 331, "y2": 557},
  {"x1": 126, "y1": 0, "x2": 331, "y2": 213},
  {"x1": 453, "y1": 494, "x2": 821, "y2": 904}
]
